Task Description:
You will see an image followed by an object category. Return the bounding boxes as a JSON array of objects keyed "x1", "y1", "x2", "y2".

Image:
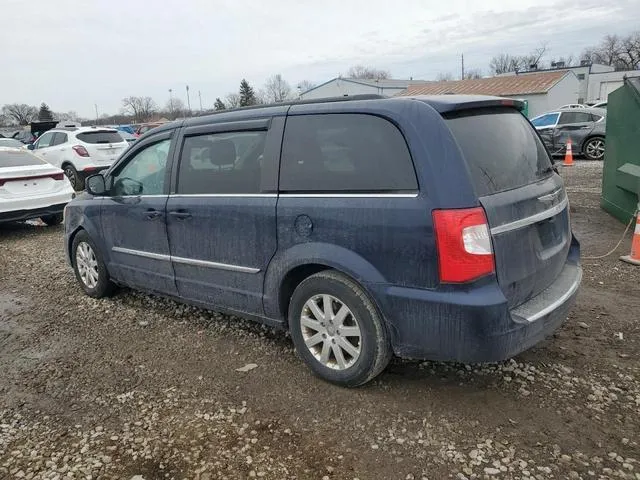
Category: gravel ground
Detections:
[{"x1": 1, "y1": 161, "x2": 639, "y2": 480}]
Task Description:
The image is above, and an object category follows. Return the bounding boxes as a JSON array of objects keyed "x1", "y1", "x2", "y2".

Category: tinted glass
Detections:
[
  {"x1": 445, "y1": 108, "x2": 553, "y2": 196},
  {"x1": 52, "y1": 132, "x2": 68, "y2": 146},
  {"x1": 0, "y1": 150, "x2": 45, "y2": 167},
  {"x1": 77, "y1": 131, "x2": 124, "y2": 144},
  {"x1": 110, "y1": 139, "x2": 170, "y2": 196},
  {"x1": 559, "y1": 111, "x2": 592, "y2": 124},
  {"x1": 178, "y1": 131, "x2": 267, "y2": 194},
  {"x1": 591, "y1": 113, "x2": 604, "y2": 122},
  {"x1": 280, "y1": 114, "x2": 417, "y2": 192},
  {"x1": 531, "y1": 113, "x2": 559, "y2": 127},
  {"x1": 36, "y1": 132, "x2": 55, "y2": 148}
]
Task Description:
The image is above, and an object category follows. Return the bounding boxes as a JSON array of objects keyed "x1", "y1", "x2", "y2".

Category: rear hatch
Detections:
[
  {"x1": 445, "y1": 107, "x2": 571, "y2": 308},
  {"x1": 77, "y1": 130, "x2": 128, "y2": 165}
]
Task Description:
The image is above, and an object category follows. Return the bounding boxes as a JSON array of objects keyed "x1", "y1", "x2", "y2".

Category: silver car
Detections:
[{"x1": 530, "y1": 107, "x2": 607, "y2": 160}]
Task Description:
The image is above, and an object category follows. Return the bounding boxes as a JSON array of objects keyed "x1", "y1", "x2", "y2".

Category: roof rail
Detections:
[{"x1": 195, "y1": 94, "x2": 386, "y2": 117}]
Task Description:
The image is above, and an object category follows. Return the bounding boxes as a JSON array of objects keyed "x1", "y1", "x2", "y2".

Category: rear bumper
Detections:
[
  {"x1": 368, "y1": 237, "x2": 581, "y2": 363},
  {"x1": 0, "y1": 202, "x2": 67, "y2": 223}
]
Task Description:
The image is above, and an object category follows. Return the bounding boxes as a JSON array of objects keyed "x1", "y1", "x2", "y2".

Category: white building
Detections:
[
  {"x1": 299, "y1": 78, "x2": 427, "y2": 100},
  {"x1": 586, "y1": 70, "x2": 640, "y2": 104},
  {"x1": 398, "y1": 71, "x2": 579, "y2": 118}
]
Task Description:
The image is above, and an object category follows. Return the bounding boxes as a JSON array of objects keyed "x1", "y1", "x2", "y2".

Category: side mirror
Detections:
[
  {"x1": 27, "y1": 143, "x2": 35, "y2": 150},
  {"x1": 86, "y1": 174, "x2": 106, "y2": 196}
]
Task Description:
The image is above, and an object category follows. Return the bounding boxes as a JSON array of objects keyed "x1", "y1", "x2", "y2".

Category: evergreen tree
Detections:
[
  {"x1": 214, "y1": 98, "x2": 226, "y2": 110},
  {"x1": 238, "y1": 79, "x2": 256, "y2": 107},
  {"x1": 38, "y1": 103, "x2": 54, "y2": 121}
]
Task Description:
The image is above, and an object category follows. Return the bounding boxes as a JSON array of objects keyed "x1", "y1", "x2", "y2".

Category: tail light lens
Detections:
[
  {"x1": 72, "y1": 145, "x2": 90, "y2": 157},
  {"x1": 432, "y1": 207, "x2": 495, "y2": 283}
]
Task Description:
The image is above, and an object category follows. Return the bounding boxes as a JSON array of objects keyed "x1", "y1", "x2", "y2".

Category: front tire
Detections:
[
  {"x1": 71, "y1": 230, "x2": 113, "y2": 298},
  {"x1": 64, "y1": 164, "x2": 84, "y2": 191},
  {"x1": 41, "y1": 213, "x2": 63, "y2": 226},
  {"x1": 583, "y1": 137, "x2": 605, "y2": 161},
  {"x1": 288, "y1": 271, "x2": 392, "y2": 387}
]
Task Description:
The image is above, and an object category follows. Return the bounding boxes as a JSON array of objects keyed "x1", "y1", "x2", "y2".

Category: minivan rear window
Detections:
[
  {"x1": 0, "y1": 150, "x2": 45, "y2": 167},
  {"x1": 445, "y1": 108, "x2": 553, "y2": 196},
  {"x1": 76, "y1": 131, "x2": 124, "y2": 144}
]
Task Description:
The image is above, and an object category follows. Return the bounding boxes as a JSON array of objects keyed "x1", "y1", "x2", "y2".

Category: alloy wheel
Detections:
[
  {"x1": 585, "y1": 138, "x2": 605, "y2": 160},
  {"x1": 300, "y1": 294, "x2": 362, "y2": 370},
  {"x1": 76, "y1": 241, "x2": 99, "y2": 289}
]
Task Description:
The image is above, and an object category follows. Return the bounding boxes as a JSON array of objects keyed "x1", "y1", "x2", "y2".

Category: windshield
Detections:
[{"x1": 445, "y1": 108, "x2": 554, "y2": 197}]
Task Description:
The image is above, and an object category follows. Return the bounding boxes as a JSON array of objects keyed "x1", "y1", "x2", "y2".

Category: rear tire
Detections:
[
  {"x1": 288, "y1": 271, "x2": 392, "y2": 387},
  {"x1": 41, "y1": 213, "x2": 63, "y2": 226},
  {"x1": 71, "y1": 230, "x2": 113, "y2": 298},
  {"x1": 583, "y1": 136, "x2": 605, "y2": 161},
  {"x1": 64, "y1": 164, "x2": 84, "y2": 191}
]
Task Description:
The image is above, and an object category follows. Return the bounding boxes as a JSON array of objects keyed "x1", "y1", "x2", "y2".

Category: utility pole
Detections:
[
  {"x1": 186, "y1": 85, "x2": 191, "y2": 116},
  {"x1": 168, "y1": 88, "x2": 174, "y2": 117},
  {"x1": 94, "y1": 104, "x2": 99, "y2": 125},
  {"x1": 198, "y1": 90, "x2": 203, "y2": 112},
  {"x1": 461, "y1": 53, "x2": 465, "y2": 80}
]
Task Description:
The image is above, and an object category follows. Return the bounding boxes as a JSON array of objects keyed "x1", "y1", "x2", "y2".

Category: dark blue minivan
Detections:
[{"x1": 64, "y1": 95, "x2": 581, "y2": 386}]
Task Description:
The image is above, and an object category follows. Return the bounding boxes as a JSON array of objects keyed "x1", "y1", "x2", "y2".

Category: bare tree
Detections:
[
  {"x1": 463, "y1": 69, "x2": 482, "y2": 80},
  {"x1": 296, "y1": 80, "x2": 316, "y2": 95},
  {"x1": 347, "y1": 65, "x2": 392, "y2": 80},
  {"x1": 435, "y1": 72, "x2": 454, "y2": 82},
  {"x1": 581, "y1": 31, "x2": 640, "y2": 70},
  {"x1": 264, "y1": 74, "x2": 292, "y2": 103},
  {"x1": 1, "y1": 104, "x2": 38, "y2": 126},
  {"x1": 489, "y1": 54, "x2": 522, "y2": 75},
  {"x1": 620, "y1": 31, "x2": 640, "y2": 69},
  {"x1": 225, "y1": 93, "x2": 241, "y2": 108},
  {"x1": 122, "y1": 96, "x2": 158, "y2": 122},
  {"x1": 165, "y1": 97, "x2": 186, "y2": 119}
]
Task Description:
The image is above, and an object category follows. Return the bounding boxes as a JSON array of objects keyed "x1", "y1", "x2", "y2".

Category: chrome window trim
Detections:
[
  {"x1": 111, "y1": 247, "x2": 260, "y2": 274},
  {"x1": 490, "y1": 196, "x2": 569, "y2": 235},
  {"x1": 169, "y1": 193, "x2": 277, "y2": 198}
]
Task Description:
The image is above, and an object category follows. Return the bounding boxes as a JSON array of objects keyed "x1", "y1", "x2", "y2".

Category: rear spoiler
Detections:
[{"x1": 438, "y1": 98, "x2": 526, "y2": 113}]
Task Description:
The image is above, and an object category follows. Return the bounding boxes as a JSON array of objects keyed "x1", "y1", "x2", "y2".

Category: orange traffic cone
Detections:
[
  {"x1": 620, "y1": 207, "x2": 640, "y2": 266},
  {"x1": 563, "y1": 138, "x2": 574, "y2": 166}
]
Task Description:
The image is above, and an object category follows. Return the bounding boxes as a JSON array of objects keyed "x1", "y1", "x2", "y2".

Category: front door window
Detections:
[{"x1": 110, "y1": 139, "x2": 170, "y2": 196}]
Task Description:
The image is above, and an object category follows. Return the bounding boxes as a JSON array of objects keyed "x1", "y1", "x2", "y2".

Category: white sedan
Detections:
[{"x1": 0, "y1": 147, "x2": 75, "y2": 225}]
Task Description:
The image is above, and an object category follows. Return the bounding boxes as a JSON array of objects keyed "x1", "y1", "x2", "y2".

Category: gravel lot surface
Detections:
[{"x1": 1, "y1": 161, "x2": 639, "y2": 480}]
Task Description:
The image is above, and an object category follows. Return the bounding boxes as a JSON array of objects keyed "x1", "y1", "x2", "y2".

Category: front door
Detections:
[
  {"x1": 552, "y1": 111, "x2": 595, "y2": 152},
  {"x1": 100, "y1": 131, "x2": 177, "y2": 295},
  {"x1": 166, "y1": 118, "x2": 283, "y2": 315}
]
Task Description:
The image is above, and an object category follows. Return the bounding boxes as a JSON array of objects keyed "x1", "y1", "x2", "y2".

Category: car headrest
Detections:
[{"x1": 209, "y1": 139, "x2": 237, "y2": 166}]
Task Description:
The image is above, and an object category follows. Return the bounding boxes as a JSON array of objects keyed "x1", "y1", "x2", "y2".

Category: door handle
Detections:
[
  {"x1": 145, "y1": 209, "x2": 163, "y2": 220},
  {"x1": 169, "y1": 210, "x2": 192, "y2": 220}
]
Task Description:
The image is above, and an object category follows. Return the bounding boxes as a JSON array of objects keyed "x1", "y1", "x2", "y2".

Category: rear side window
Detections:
[
  {"x1": 52, "y1": 132, "x2": 68, "y2": 146},
  {"x1": 76, "y1": 131, "x2": 124, "y2": 144},
  {"x1": 279, "y1": 114, "x2": 417, "y2": 192},
  {"x1": 559, "y1": 111, "x2": 592, "y2": 124},
  {"x1": 445, "y1": 108, "x2": 553, "y2": 197},
  {"x1": 0, "y1": 150, "x2": 45, "y2": 167},
  {"x1": 177, "y1": 131, "x2": 267, "y2": 194}
]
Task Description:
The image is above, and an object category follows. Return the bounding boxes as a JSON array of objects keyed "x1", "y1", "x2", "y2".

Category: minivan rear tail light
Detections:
[
  {"x1": 72, "y1": 145, "x2": 90, "y2": 157},
  {"x1": 432, "y1": 207, "x2": 495, "y2": 283}
]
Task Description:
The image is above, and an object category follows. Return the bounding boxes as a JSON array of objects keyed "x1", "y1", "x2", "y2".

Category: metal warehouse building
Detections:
[
  {"x1": 397, "y1": 71, "x2": 579, "y2": 118},
  {"x1": 299, "y1": 78, "x2": 428, "y2": 100}
]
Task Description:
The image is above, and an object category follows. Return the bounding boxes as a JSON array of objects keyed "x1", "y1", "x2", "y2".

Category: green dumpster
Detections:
[{"x1": 601, "y1": 77, "x2": 640, "y2": 224}]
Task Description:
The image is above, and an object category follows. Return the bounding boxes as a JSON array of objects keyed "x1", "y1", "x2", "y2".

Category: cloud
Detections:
[{"x1": 2, "y1": 0, "x2": 637, "y2": 116}]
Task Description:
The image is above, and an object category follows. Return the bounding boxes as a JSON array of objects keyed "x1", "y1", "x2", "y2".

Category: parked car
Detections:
[
  {"x1": 558, "y1": 104, "x2": 587, "y2": 109},
  {"x1": 12, "y1": 130, "x2": 36, "y2": 144},
  {"x1": 118, "y1": 131, "x2": 137, "y2": 144},
  {"x1": 29, "y1": 126, "x2": 128, "y2": 190},
  {"x1": 530, "y1": 107, "x2": 607, "y2": 160},
  {"x1": 64, "y1": 95, "x2": 581, "y2": 386},
  {"x1": 0, "y1": 138, "x2": 27, "y2": 148},
  {"x1": 0, "y1": 147, "x2": 74, "y2": 225}
]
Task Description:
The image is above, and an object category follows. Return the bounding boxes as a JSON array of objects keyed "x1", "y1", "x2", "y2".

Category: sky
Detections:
[{"x1": 2, "y1": 0, "x2": 639, "y2": 118}]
